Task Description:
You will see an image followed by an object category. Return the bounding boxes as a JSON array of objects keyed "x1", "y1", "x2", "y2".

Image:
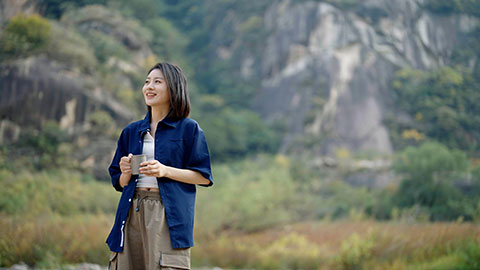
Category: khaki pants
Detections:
[{"x1": 109, "y1": 190, "x2": 191, "y2": 270}]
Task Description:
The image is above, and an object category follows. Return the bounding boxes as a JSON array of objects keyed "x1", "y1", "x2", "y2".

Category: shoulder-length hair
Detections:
[{"x1": 147, "y1": 62, "x2": 190, "y2": 119}]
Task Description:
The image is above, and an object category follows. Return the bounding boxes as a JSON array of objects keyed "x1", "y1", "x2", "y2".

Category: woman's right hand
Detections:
[
  {"x1": 119, "y1": 153, "x2": 133, "y2": 188},
  {"x1": 120, "y1": 153, "x2": 133, "y2": 176}
]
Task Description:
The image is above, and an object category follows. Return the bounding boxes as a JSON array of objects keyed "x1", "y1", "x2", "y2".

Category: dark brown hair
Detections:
[{"x1": 147, "y1": 62, "x2": 190, "y2": 119}]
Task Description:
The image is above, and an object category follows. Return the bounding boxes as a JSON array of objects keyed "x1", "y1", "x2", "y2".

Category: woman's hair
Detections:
[{"x1": 147, "y1": 62, "x2": 190, "y2": 119}]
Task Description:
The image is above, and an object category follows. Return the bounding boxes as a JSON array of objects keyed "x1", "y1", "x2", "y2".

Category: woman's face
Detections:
[{"x1": 142, "y1": 68, "x2": 170, "y2": 109}]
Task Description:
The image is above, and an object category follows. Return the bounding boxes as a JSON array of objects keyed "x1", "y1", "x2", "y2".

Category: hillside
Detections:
[{"x1": 1, "y1": 0, "x2": 479, "y2": 186}]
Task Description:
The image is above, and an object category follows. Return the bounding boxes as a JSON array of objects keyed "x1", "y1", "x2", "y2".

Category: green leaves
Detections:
[
  {"x1": 391, "y1": 67, "x2": 480, "y2": 154},
  {"x1": 393, "y1": 142, "x2": 475, "y2": 221},
  {"x1": 0, "y1": 14, "x2": 51, "y2": 59}
]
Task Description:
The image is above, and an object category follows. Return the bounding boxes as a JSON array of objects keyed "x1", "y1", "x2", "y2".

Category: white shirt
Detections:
[{"x1": 136, "y1": 132, "x2": 158, "y2": 188}]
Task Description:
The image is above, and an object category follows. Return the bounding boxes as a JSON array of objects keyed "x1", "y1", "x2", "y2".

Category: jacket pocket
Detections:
[
  {"x1": 108, "y1": 252, "x2": 118, "y2": 270},
  {"x1": 159, "y1": 253, "x2": 190, "y2": 269}
]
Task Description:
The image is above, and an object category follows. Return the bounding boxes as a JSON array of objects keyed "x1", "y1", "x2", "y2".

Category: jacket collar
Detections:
[{"x1": 137, "y1": 111, "x2": 180, "y2": 135}]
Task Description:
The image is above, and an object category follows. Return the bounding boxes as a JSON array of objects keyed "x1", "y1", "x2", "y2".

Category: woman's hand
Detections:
[
  {"x1": 120, "y1": 153, "x2": 133, "y2": 176},
  {"x1": 139, "y1": 160, "x2": 168, "y2": 178},
  {"x1": 119, "y1": 153, "x2": 133, "y2": 188}
]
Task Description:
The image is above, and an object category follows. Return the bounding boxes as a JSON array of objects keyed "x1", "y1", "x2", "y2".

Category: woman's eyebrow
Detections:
[{"x1": 146, "y1": 76, "x2": 164, "y2": 80}]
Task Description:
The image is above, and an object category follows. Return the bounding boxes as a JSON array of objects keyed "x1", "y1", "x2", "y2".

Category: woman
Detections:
[{"x1": 106, "y1": 62, "x2": 213, "y2": 270}]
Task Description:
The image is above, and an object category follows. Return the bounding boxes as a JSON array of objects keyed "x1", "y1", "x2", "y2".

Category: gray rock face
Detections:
[
  {"x1": 0, "y1": 3, "x2": 154, "y2": 179},
  {"x1": 0, "y1": 56, "x2": 132, "y2": 133},
  {"x1": 0, "y1": 0, "x2": 36, "y2": 25},
  {"x1": 0, "y1": 56, "x2": 135, "y2": 179},
  {"x1": 250, "y1": 0, "x2": 477, "y2": 158}
]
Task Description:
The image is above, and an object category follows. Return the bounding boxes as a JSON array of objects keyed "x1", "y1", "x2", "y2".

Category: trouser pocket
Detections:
[
  {"x1": 108, "y1": 252, "x2": 118, "y2": 270},
  {"x1": 159, "y1": 253, "x2": 190, "y2": 270}
]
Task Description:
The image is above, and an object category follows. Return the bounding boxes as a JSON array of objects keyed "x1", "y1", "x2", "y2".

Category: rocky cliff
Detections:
[
  {"x1": 0, "y1": 3, "x2": 153, "y2": 179},
  {"x1": 1, "y1": 0, "x2": 478, "y2": 185},
  {"x1": 218, "y1": 0, "x2": 477, "y2": 157}
]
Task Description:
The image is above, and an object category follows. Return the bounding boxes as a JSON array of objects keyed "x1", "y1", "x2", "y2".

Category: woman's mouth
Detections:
[{"x1": 146, "y1": 93, "x2": 156, "y2": 99}]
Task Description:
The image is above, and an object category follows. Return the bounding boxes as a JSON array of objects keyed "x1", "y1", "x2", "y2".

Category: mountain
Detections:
[
  {"x1": 0, "y1": 2, "x2": 153, "y2": 178},
  {"x1": 0, "y1": 0, "x2": 478, "y2": 185},
  {"x1": 206, "y1": 0, "x2": 478, "y2": 157}
]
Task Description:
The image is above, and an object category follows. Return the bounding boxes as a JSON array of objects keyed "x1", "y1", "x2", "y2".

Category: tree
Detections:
[
  {"x1": 393, "y1": 142, "x2": 471, "y2": 220},
  {"x1": 0, "y1": 14, "x2": 51, "y2": 59}
]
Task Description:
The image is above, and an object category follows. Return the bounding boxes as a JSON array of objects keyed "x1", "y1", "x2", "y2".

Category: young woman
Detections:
[{"x1": 106, "y1": 62, "x2": 213, "y2": 270}]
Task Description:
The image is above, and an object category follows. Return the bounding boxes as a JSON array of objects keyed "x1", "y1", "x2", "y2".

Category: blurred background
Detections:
[{"x1": 1, "y1": 0, "x2": 480, "y2": 269}]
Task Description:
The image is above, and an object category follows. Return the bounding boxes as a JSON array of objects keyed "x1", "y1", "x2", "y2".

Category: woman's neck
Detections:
[{"x1": 150, "y1": 106, "x2": 169, "y2": 124}]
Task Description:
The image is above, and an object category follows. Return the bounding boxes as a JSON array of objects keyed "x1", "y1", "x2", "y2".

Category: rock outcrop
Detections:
[
  {"x1": 250, "y1": 0, "x2": 477, "y2": 157},
  {"x1": 0, "y1": 4, "x2": 154, "y2": 179}
]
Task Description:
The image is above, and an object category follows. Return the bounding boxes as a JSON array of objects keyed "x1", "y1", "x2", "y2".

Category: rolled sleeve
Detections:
[{"x1": 185, "y1": 125, "x2": 213, "y2": 187}]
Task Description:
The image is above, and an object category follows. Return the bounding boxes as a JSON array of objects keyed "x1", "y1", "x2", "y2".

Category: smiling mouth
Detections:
[{"x1": 146, "y1": 93, "x2": 156, "y2": 98}]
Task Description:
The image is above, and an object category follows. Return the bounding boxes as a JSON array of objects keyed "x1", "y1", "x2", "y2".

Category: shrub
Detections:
[
  {"x1": 456, "y1": 240, "x2": 480, "y2": 269},
  {"x1": 45, "y1": 21, "x2": 97, "y2": 72},
  {"x1": 338, "y1": 232, "x2": 375, "y2": 270},
  {"x1": 0, "y1": 14, "x2": 51, "y2": 58},
  {"x1": 258, "y1": 232, "x2": 322, "y2": 269},
  {"x1": 393, "y1": 142, "x2": 472, "y2": 221},
  {"x1": 0, "y1": 169, "x2": 119, "y2": 216},
  {"x1": 13, "y1": 121, "x2": 70, "y2": 170},
  {"x1": 87, "y1": 110, "x2": 115, "y2": 136},
  {"x1": 195, "y1": 155, "x2": 296, "y2": 233},
  {"x1": 86, "y1": 30, "x2": 130, "y2": 63},
  {"x1": 200, "y1": 108, "x2": 281, "y2": 161}
]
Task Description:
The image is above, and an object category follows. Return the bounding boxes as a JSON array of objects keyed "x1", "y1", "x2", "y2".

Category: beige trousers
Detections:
[{"x1": 109, "y1": 190, "x2": 191, "y2": 270}]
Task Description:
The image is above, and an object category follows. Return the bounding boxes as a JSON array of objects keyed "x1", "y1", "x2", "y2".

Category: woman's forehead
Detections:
[{"x1": 147, "y1": 68, "x2": 164, "y2": 78}]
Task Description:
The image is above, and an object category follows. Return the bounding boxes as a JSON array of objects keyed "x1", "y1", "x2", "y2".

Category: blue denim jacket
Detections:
[{"x1": 106, "y1": 111, "x2": 213, "y2": 252}]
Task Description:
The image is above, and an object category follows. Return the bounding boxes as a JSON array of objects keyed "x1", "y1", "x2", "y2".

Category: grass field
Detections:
[
  {"x1": 2, "y1": 214, "x2": 479, "y2": 269},
  {"x1": 193, "y1": 220, "x2": 480, "y2": 270},
  {"x1": 1, "y1": 165, "x2": 479, "y2": 269}
]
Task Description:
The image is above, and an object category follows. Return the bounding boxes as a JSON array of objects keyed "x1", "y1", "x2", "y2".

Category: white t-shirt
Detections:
[{"x1": 136, "y1": 132, "x2": 158, "y2": 188}]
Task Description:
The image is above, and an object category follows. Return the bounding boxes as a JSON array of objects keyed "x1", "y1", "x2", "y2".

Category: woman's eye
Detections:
[
  {"x1": 145, "y1": 80, "x2": 149, "y2": 84},
  {"x1": 155, "y1": 80, "x2": 161, "y2": 83}
]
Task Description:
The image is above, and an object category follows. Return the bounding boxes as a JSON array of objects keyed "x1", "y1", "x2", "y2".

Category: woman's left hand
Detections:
[{"x1": 139, "y1": 160, "x2": 168, "y2": 178}]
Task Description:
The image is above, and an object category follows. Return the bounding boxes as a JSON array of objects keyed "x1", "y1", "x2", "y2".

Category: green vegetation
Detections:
[
  {"x1": 424, "y1": 0, "x2": 480, "y2": 17},
  {"x1": 45, "y1": 21, "x2": 97, "y2": 72},
  {"x1": 390, "y1": 66, "x2": 480, "y2": 156},
  {"x1": 5, "y1": 122, "x2": 71, "y2": 170},
  {"x1": 38, "y1": 0, "x2": 108, "y2": 19},
  {"x1": 1, "y1": 151, "x2": 479, "y2": 268},
  {"x1": 0, "y1": 169, "x2": 118, "y2": 217},
  {"x1": 1, "y1": 0, "x2": 479, "y2": 268},
  {"x1": 0, "y1": 169, "x2": 118, "y2": 266},
  {"x1": 0, "y1": 14, "x2": 51, "y2": 59},
  {"x1": 392, "y1": 142, "x2": 480, "y2": 221},
  {"x1": 194, "y1": 221, "x2": 480, "y2": 270}
]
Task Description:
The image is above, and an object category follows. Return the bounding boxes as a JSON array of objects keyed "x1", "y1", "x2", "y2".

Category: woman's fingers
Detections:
[
  {"x1": 120, "y1": 155, "x2": 133, "y2": 174},
  {"x1": 139, "y1": 164, "x2": 160, "y2": 175},
  {"x1": 139, "y1": 164, "x2": 154, "y2": 172},
  {"x1": 140, "y1": 160, "x2": 158, "y2": 167}
]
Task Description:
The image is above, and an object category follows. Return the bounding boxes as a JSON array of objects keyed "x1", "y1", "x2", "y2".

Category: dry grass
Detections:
[
  {"x1": 0, "y1": 213, "x2": 114, "y2": 267},
  {"x1": 193, "y1": 220, "x2": 480, "y2": 269}
]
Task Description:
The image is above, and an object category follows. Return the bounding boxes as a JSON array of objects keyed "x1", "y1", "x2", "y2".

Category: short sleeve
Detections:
[
  {"x1": 185, "y1": 124, "x2": 213, "y2": 187},
  {"x1": 108, "y1": 128, "x2": 128, "y2": 192}
]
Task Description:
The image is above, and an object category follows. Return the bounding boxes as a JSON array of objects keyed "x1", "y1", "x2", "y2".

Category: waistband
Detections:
[{"x1": 133, "y1": 189, "x2": 161, "y2": 201}]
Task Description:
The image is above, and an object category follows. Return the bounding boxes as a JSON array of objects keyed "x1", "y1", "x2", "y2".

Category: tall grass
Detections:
[
  {"x1": 193, "y1": 221, "x2": 480, "y2": 270},
  {"x1": 0, "y1": 214, "x2": 113, "y2": 267},
  {"x1": 0, "y1": 169, "x2": 119, "y2": 267},
  {"x1": 1, "y1": 157, "x2": 479, "y2": 269}
]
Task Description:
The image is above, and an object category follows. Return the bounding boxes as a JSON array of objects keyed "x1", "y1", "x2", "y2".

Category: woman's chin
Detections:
[{"x1": 145, "y1": 100, "x2": 157, "y2": 106}]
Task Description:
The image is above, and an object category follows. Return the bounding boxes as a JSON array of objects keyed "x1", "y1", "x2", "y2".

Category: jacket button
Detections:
[
  {"x1": 136, "y1": 207, "x2": 140, "y2": 212},
  {"x1": 128, "y1": 199, "x2": 131, "y2": 202}
]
